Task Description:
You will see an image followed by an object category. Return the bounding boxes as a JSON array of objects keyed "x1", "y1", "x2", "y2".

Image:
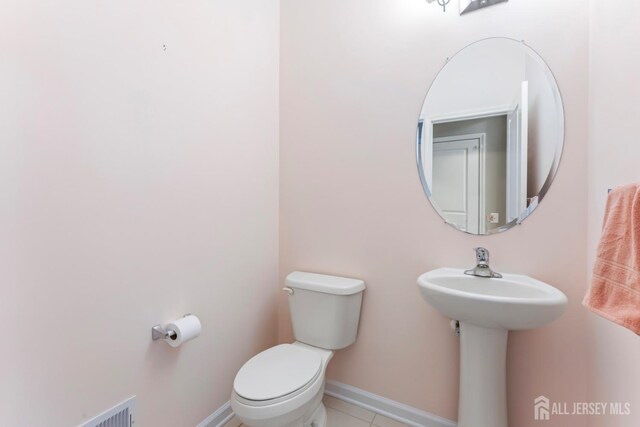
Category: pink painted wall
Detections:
[
  {"x1": 279, "y1": 0, "x2": 590, "y2": 425},
  {"x1": 0, "y1": 1, "x2": 279, "y2": 426},
  {"x1": 586, "y1": 1, "x2": 640, "y2": 426},
  {"x1": 2, "y1": 1, "x2": 636, "y2": 426}
]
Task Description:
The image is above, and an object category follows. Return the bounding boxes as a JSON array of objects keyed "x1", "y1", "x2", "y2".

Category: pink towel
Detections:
[{"x1": 583, "y1": 184, "x2": 640, "y2": 334}]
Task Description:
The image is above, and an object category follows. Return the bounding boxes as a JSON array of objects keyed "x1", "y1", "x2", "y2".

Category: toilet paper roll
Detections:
[{"x1": 166, "y1": 314, "x2": 201, "y2": 348}]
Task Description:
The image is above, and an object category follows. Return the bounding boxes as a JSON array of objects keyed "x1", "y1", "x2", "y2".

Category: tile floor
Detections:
[{"x1": 223, "y1": 395, "x2": 409, "y2": 427}]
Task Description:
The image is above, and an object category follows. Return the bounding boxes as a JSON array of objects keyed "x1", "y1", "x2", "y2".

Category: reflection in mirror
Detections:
[{"x1": 417, "y1": 38, "x2": 564, "y2": 235}]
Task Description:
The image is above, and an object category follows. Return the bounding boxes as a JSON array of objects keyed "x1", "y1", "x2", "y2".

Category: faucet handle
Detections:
[{"x1": 474, "y1": 247, "x2": 489, "y2": 264}]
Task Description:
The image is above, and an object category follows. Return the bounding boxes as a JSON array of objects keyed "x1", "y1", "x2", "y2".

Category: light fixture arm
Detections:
[
  {"x1": 426, "y1": 0, "x2": 451, "y2": 12},
  {"x1": 438, "y1": 0, "x2": 451, "y2": 12}
]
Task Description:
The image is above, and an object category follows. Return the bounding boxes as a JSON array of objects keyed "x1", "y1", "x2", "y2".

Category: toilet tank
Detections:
[{"x1": 285, "y1": 272, "x2": 365, "y2": 350}]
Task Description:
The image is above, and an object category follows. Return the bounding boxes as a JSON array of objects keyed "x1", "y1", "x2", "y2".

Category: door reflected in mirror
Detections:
[{"x1": 417, "y1": 38, "x2": 564, "y2": 235}]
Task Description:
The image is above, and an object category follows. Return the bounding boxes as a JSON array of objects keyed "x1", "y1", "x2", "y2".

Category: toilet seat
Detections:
[{"x1": 233, "y1": 344, "x2": 322, "y2": 405}]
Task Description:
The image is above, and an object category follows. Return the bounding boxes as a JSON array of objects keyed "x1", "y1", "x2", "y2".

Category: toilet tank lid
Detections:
[{"x1": 286, "y1": 271, "x2": 365, "y2": 295}]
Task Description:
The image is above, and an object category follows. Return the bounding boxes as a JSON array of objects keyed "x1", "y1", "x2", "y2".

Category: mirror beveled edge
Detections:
[{"x1": 415, "y1": 37, "x2": 566, "y2": 236}]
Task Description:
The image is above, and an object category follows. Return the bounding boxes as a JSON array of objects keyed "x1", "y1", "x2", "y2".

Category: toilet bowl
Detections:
[
  {"x1": 231, "y1": 342, "x2": 333, "y2": 427},
  {"x1": 230, "y1": 272, "x2": 365, "y2": 427}
]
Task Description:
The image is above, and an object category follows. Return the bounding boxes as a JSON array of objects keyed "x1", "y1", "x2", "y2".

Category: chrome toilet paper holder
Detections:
[
  {"x1": 151, "y1": 313, "x2": 192, "y2": 341},
  {"x1": 151, "y1": 324, "x2": 177, "y2": 341}
]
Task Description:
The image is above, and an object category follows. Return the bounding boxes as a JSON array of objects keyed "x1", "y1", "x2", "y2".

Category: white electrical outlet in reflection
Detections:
[{"x1": 488, "y1": 213, "x2": 500, "y2": 224}]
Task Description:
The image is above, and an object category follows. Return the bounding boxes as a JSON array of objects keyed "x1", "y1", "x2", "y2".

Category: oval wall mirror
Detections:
[{"x1": 417, "y1": 38, "x2": 564, "y2": 235}]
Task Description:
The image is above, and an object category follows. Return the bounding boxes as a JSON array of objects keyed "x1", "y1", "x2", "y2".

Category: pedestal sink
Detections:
[{"x1": 417, "y1": 268, "x2": 568, "y2": 427}]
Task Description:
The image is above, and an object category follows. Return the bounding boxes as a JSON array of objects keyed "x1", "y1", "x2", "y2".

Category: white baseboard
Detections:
[
  {"x1": 196, "y1": 401, "x2": 234, "y2": 427},
  {"x1": 324, "y1": 380, "x2": 457, "y2": 427},
  {"x1": 197, "y1": 382, "x2": 457, "y2": 427}
]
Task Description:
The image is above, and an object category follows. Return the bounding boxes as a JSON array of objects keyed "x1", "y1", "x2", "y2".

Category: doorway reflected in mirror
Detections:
[{"x1": 417, "y1": 38, "x2": 564, "y2": 235}]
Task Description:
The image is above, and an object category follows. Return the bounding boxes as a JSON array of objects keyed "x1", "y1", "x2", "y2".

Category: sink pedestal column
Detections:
[{"x1": 458, "y1": 322, "x2": 508, "y2": 427}]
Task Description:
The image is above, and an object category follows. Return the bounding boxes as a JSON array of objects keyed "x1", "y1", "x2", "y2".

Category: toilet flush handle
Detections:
[{"x1": 282, "y1": 287, "x2": 294, "y2": 295}]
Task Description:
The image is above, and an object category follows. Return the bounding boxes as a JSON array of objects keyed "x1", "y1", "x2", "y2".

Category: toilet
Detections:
[{"x1": 230, "y1": 271, "x2": 365, "y2": 427}]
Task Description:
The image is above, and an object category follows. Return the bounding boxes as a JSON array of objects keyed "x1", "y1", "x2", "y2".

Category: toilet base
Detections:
[
  {"x1": 242, "y1": 401, "x2": 326, "y2": 427},
  {"x1": 305, "y1": 402, "x2": 327, "y2": 427},
  {"x1": 276, "y1": 402, "x2": 326, "y2": 427}
]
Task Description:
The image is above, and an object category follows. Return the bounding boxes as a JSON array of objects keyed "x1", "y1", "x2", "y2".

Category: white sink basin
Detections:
[
  {"x1": 417, "y1": 267, "x2": 568, "y2": 427},
  {"x1": 417, "y1": 267, "x2": 567, "y2": 330}
]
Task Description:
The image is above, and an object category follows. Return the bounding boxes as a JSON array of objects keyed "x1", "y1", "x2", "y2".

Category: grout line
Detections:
[
  {"x1": 325, "y1": 395, "x2": 380, "y2": 425},
  {"x1": 327, "y1": 404, "x2": 375, "y2": 424},
  {"x1": 227, "y1": 396, "x2": 403, "y2": 427},
  {"x1": 325, "y1": 396, "x2": 400, "y2": 427}
]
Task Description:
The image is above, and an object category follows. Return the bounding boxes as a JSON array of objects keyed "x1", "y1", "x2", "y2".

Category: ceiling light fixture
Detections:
[
  {"x1": 459, "y1": 0, "x2": 509, "y2": 15},
  {"x1": 427, "y1": 0, "x2": 509, "y2": 14}
]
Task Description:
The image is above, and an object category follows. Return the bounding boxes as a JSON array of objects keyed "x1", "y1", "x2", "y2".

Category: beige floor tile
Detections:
[
  {"x1": 326, "y1": 407, "x2": 371, "y2": 427},
  {"x1": 323, "y1": 396, "x2": 376, "y2": 422},
  {"x1": 223, "y1": 416, "x2": 242, "y2": 427},
  {"x1": 372, "y1": 414, "x2": 409, "y2": 427}
]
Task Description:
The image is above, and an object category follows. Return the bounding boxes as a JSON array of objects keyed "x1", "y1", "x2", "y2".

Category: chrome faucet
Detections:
[{"x1": 464, "y1": 247, "x2": 503, "y2": 279}]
